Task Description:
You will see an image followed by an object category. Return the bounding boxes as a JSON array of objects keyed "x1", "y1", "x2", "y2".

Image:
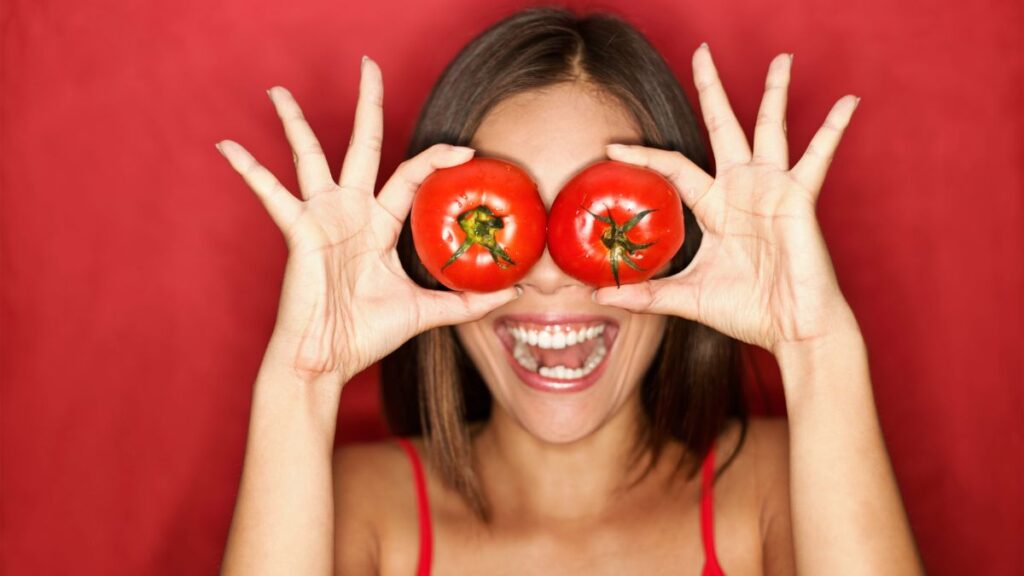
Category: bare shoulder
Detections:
[
  {"x1": 718, "y1": 417, "x2": 791, "y2": 499},
  {"x1": 746, "y1": 417, "x2": 790, "y2": 473},
  {"x1": 728, "y1": 417, "x2": 795, "y2": 573},
  {"x1": 332, "y1": 438, "x2": 418, "y2": 576},
  {"x1": 714, "y1": 416, "x2": 789, "y2": 473}
]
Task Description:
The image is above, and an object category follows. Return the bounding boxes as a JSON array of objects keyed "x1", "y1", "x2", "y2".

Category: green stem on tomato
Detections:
[
  {"x1": 586, "y1": 207, "x2": 656, "y2": 288},
  {"x1": 441, "y1": 205, "x2": 516, "y2": 272}
]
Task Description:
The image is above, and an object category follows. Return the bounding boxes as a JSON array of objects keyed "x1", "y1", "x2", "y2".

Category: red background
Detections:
[{"x1": 2, "y1": 0, "x2": 1021, "y2": 574}]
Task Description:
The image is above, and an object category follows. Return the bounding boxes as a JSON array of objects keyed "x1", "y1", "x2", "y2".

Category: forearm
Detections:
[
  {"x1": 777, "y1": 311, "x2": 923, "y2": 575},
  {"x1": 220, "y1": 332, "x2": 347, "y2": 576}
]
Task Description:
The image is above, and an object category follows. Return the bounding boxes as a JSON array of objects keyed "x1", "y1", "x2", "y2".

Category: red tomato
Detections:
[
  {"x1": 411, "y1": 156, "x2": 547, "y2": 292},
  {"x1": 547, "y1": 159, "x2": 685, "y2": 288}
]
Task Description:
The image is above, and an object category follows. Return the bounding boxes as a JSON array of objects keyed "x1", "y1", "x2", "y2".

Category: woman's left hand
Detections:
[{"x1": 593, "y1": 44, "x2": 861, "y2": 355}]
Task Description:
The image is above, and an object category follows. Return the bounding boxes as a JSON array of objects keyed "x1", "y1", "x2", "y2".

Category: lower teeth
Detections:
[{"x1": 513, "y1": 339, "x2": 607, "y2": 381}]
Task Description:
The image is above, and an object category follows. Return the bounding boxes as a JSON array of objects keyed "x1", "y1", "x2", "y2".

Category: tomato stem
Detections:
[
  {"x1": 441, "y1": 205, "x2": 516, "y2": 272},
  {"x1": 586, "y1": 207, "x2": 656, "y2": 288}
]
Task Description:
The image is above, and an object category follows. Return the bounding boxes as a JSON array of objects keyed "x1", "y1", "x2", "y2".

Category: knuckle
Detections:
[
  {"x1": 297, "y1": 143, "x2": 324, "y2": 158},
  {"x1": 268, "y1": 179, "x2": 289, "y2": 198},
  {"x1": 362, "y1": 131, "x2": 383, "y2": 153},
  {"x1": 282, "y1": 108, "x2": 306, "y2": 123},
  {"x1": 822, "y1": 119, "x2": 845, "y2": 133},
  {"x1": 395, "y1": 156, "x2": 417, "y2": 175},
  {"x1": 428, "y1": 142, "x2": 453, "y2": 155},
  {"x1": 694, "y1": 72, "x2": 717, "y2": 93},
  {"x1": 807, "y1": 142, "x2": 834, "y2": 163},
  {"x1": 706, "y1": 113, "x2": 725, "y2": 134},
  {"x1": 755, "y1": 112, "x2": 781, "y2": 128},
  {"x1": 241, "y1": 156, "x2": 264, "y2": 176}
]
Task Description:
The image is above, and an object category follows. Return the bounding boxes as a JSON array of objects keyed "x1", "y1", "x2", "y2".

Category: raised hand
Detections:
[
  {"x1": 215, "y1": 57, "x2": 520, "y2": 384},
  {"x1": 593, "y1": 44, "x2": 860, "y2": 354}
]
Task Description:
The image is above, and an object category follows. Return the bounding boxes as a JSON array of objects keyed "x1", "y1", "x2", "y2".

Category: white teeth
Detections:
[
  {"x1": 532, "y1": 340, "x2": 607, "y2": 381},
  {"x1": 507, "y1": 322, "x2": 607, "y2": 350},
  {"x1": 552, "y1": 332, "x2": 566, "y2": 349},
  {"x1": 507, "y1": 322, "x2": 611, "y2": 381},
  {"x1": 512, "y1": 341, "x2": 538, "y2": 372},
  {"x1": 538, "y1": 331, "x2": 552, "y2": 348}
]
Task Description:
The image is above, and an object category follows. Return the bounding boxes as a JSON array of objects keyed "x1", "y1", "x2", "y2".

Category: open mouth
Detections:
[{"x1": 494, "y1": 314, "x2": 619, "y2": 391}]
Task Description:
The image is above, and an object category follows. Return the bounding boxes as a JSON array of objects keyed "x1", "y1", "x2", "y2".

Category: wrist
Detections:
[
  {"x1": 264, "y1": 328, "x2": 353, "y2": 388},
  {"x1": 772, "y1": 297, "x2": 861, "y2": 357},
  {"x1": 252, "y1": 331, "x2": 349, "y2": 438},
  {"x1": 773, "y1": 307, "x2": 870, "y2": 409}
]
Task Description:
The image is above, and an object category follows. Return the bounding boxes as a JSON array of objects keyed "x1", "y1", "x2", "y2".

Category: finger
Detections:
[
  {"x1": 266, "y1": 86, "x2": 334, "y2": 200},
  {"x1": 790, "y1": 95, "x2": 860, "y2": 201},
  {"x1": 416, "y1": 285, "x2": 522, "y2": 331},
  {"x1": 338, "y1": 55, "x2": 384, "y2": 195},
  {"x1": 216, "y1": 139, "x2": 302, "y2": 238},
  {"x1": 693, "y1": 43, "x2": 752, "y2": 171},
  {"x1": 751, "y1": 53, "x2": 793, "y2": 170},
  {"x1": 375, "y1": 143, "x2": 476, "y2": 227},
  {"x1": 592, "y1": 275, "x2": 701, "y2": 321},
  {"x1": 604, "y1": 143, "x2": 715, "y2": 230}
]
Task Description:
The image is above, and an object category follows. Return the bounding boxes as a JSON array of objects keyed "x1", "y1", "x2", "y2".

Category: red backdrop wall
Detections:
[{"x1": 2, "y1": 0, "x2": 1021, "y2": 573}]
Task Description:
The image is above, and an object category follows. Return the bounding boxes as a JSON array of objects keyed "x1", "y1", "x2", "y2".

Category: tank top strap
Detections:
[
  {"x1": 700, "y1": 441, "x2": 725, "y2": 575},
  {"x1": 395, "y1": 437, "x2": 433, "y2": 576}
]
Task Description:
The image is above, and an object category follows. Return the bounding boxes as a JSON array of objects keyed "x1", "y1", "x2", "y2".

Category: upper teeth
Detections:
[{"x1": 507, "y1": 323, "x2": 606, "y2": 349}]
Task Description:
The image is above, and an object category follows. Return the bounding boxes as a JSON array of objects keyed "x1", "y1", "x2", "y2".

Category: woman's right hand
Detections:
[{"x1": 215, "y1": 56, "x2": 520, "y2": 385}]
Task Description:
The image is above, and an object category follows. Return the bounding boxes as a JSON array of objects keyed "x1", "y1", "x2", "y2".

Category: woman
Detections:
[{"x1": 217, "y1": 7, "x2": 922, "y2": 575}]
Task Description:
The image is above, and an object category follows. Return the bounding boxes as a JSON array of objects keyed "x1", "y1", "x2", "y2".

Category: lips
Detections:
[{"x1": 493, "y1": 313, "x2": 619, "y2": 393}]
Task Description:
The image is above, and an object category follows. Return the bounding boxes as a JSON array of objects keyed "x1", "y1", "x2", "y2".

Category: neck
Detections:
[{"x1": 472, "y1": 390, "x2": 669, "y2": 523}]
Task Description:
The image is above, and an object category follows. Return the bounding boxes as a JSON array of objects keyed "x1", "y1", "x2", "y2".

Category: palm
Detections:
[
  {"x1": 282, "y1": 191, "x2": 423, "y2": 372},
  {"x1": 216, "y1": 58, "x2": 518, "y2": 381},
  {"x1": 596, "y1": 45, "x2": 860, "y2": 353},
  {"x1": 687, "y1": 162, "x2": 842, "y2": 349}
]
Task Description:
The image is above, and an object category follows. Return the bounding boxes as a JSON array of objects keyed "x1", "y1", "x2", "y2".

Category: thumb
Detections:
[
  {"x1": 592, "y1": 278, "x2": 699, "y2": 321},
  {"x1": 417, "y1": 285, "x2": 523, "y2": 330}
]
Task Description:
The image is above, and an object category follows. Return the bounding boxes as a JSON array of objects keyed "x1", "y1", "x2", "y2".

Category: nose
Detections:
[{"x1": 517, "y1": 246, "x2": 587, "y2": 295}]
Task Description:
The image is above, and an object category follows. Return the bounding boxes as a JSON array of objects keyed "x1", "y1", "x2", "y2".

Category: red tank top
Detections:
[{"x1": 396, "y1": 437, "x2": 724, "y2": 575}]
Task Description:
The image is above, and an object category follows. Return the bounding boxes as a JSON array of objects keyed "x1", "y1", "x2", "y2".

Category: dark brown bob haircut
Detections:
[{"x1": 380, "y1": 5, "x2": 748, "y2": 523}]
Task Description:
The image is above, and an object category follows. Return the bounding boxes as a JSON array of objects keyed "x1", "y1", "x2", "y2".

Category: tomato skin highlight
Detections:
[
  {"x1": 411, "y1": 156, "x2": 547, "y2": 292},
  {"x1": 547, "y1": 160, "x2": 685, "y2": 288}
]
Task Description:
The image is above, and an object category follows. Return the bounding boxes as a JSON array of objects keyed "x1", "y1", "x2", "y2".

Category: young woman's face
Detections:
[{"x1": 454, "y1": 82, "x2": 669, "y2": 444}]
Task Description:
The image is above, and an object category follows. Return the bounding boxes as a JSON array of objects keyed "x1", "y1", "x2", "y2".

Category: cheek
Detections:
[
  {"x1": 453, "y1": 322, "x2": 496, "y2": 375},
  {"x1": 616, "y1": 314, "x2": 668, "y2": 376}
]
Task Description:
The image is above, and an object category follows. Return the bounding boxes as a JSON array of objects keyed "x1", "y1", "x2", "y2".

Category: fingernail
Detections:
[
  {"x1": 788, "y1": 53, "x2": 794, "y2": 62},
  {"x1": 451, "y1": 145, "x2": 475, "y2": 154},
  {"x1": 215, "y1": 142, "x2": 226, "y2": 157},
  {"x1": 514, "y1": 285, "x2": 524, "y2": 298},
  {"x1": 700, "y1": 41, "x2": 709, "y2": 51},
  {"x1": 361, "y1": 55, "x2": 369, "y2": 72},
  {"x1": 266, "y1": 87, "x2": 274, "y2": 100},
  {"x1": 854, "y1": 95, "x2": 862, "y2": 109}
]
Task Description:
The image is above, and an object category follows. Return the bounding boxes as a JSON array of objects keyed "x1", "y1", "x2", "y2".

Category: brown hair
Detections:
[{"x1": 380, "y1": 6, "x2": 748, "y2": 522}]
